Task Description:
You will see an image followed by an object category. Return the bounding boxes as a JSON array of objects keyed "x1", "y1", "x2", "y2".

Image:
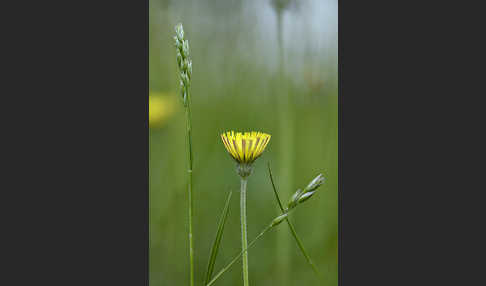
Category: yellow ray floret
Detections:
[{"x1": 221, "y1": 131, "x2": 271, "y2": 164}]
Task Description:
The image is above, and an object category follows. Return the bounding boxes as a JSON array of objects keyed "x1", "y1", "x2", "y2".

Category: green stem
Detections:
[
  {"x1": 185, "y1": 90, "x2": 194, "y2": 286},
  {"x1": 206, "y1": 206, "x2": 297, "y2": 286},
  {"x1": 240, "y1": 177, "x2": 250, "y2": 286},
  {"x1": 287, "y1": 220, "x2": 319, "y2": 275},
  {"x1": 276, "y1": 10, "x2": 292, "y2": 286},
  {"x1": 206, "y1": 205, "x2": 301, "y2": 286},
  {"x1": 268, "y1": 163, "x2": 320, "y2": 276},
  {"x1": 206, "y1": 225, "x2": 272, "y2": 286},
  {"x1": 277, "y1": 11, "x2": 284, "y2": 76}
]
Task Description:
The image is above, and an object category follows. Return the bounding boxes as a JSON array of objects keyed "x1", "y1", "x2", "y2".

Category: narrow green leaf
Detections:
[
  {"x1": 267, "y1": 162, "x2": 320, "y2": 277},
  {"x1": 204, "y1": 191, "x2": 232, "y2": 285},
  {"x1": 206, "y1": 225, "x2": 273, "y2": 286},
  {"x1": 267, "y1": 162, "x2": 285, "y2": 211}
]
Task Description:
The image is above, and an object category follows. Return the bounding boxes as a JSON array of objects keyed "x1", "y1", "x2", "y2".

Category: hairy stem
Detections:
[{"x1": 240, "y1": 177, "x2": 250, "y2": 286}]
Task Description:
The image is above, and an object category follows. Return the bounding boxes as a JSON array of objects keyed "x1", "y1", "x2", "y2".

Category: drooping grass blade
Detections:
[
  {"x1": 204, "y1": 191, "x2": 233, "y2": 285},
  {"x1": 267, "y1": 162, "x2": 320, "y2": 277}
]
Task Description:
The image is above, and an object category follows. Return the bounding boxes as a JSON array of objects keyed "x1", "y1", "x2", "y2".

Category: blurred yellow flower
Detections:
[
  {"x1": 221, "y1": 131, "x2": 271, "y2": 164},
  {"x1": 149, "y1": 92, "x2": 177, "y2": 128}
]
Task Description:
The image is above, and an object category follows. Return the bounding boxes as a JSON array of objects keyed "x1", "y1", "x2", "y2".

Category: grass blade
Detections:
[
  {"x1": 206, "y1": 225, "x2": 272, "y2": 286},
  {"x1": 204, "y1": 191, "x2": 233, "y2": 285},
  {"x1": 267, "y1": 162, "x2": 321, "y2": 277}
]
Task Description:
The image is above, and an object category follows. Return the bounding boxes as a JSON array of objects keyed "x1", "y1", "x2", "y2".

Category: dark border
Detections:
[
  {"x1": 5, "y1": 0, "x2": 151, "y2": 284},
  {"x1": 338, "y1": 0, "x2": 342, "y2": 283}
]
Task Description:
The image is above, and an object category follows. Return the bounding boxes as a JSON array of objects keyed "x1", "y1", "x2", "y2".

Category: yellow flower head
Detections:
[
  {"x1": 221, "y1": 131, "x2": 271, "y2": 164},
  {"x1": 149, "y1": 92, "x2": 177, "y2": 128}
]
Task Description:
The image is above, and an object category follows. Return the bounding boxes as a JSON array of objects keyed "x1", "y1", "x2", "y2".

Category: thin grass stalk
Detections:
[
  {"x1": 240, "y1": 177, "x2": 250, "y2": 286},
  {"x1": 174, "y1": 23, "x2": 195, "y2": 286},
  {"x1": 185, "y1": 89, "x2": 194, "y2": 286}
]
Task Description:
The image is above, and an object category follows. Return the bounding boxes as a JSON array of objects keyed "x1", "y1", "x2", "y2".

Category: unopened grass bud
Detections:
[
  {"x1": 175, "y1": 23, "x2": 184, "y2": 41},
  {"x1": 187, "y1": 60, "x2": 192, "y2": 75},
  {"x1": 287, "y1": 188, "x2": 303, "y2": 209},
  {"x1": 176, "y1": 53, "x2": 183, "y2": 69},
  {"x1": 297, "y1": 191, "x2": 316, "y2": 204},
  {"x1": 183, "y1": 40, "x2": 190, "y2": 55},
  {"x1": 181, "y1": 90, "x2": 187, "y2": 105},
  {"x1": 304, "y1": 174, "x2": 325, "y2": 193},
  {"x1": 181, "y1": 72, "x2": 189, "y2": 87},
  {"x1": 271, "y1": 213, "x2": 288, "y2": 227}
]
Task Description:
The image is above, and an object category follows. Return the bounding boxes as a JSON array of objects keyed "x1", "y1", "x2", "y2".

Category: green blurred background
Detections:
[{"x1": 149, "y1": 0, "x2": 337, "y2": 285}]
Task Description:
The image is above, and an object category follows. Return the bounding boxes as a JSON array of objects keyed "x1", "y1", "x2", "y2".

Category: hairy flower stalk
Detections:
[
  {"x1": 174, "y1": 23, "x2": 195, "y2": 286},
  {"x1": 221, "y1": 131, "x2": 271, "y2": 286}
]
